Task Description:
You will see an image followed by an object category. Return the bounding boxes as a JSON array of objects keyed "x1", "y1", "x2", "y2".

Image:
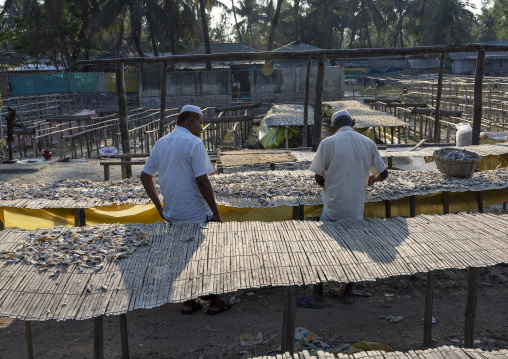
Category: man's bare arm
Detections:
[
  {"x1": 140, "y1": 171, "x2": 164, "y2": 219},
  {"x1": 368, "y1": 169, "x2": 389, "y2": 186},
  {"x1": 314, "y1": 174, "x2": 325, "y2": 187},
  {"x1": 196, "y1": 174, "x2": 222, "y2": 222}
]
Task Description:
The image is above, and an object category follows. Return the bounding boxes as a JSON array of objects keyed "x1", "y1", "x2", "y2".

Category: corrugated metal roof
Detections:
[
  {"x1": 407, "y1": 58, "x2": 440, "y2": 69},
  {"x1": 0, "y1": 51, "x2": 26, "y2": 66},
  {"x1": 272, "y1": 41, "x2": 322, "y2": 52},
  {"x1": 448, "y1": 51, "x2": 508, "y2": 60}
]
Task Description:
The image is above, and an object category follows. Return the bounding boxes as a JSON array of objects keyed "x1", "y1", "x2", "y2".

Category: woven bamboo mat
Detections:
[
  {"x1": 325, "y1": 100, "x2": 408, "y2": 128},
  {"x1": 1, "y1": 213, "x2": 508, "y2": 321},
  {"x1": 2, "y1": 168, "x2": 508, "y2": 209},
  {"x1": 250, "y1": 346, "x2": 508, "y2": 359}
]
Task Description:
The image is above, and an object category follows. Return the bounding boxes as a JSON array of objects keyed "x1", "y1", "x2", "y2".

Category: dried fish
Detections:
[{"x1": 0, "y1": 224, "x2": 147, "y2": 270}]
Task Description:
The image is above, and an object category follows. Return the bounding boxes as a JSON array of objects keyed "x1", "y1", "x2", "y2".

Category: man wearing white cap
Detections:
[
  {"x1": 298, "y1": 110, "x2": 388, "y2": 308},
  {"x1": 141, "y1": 105, "x2": 230, "y2": 315}
]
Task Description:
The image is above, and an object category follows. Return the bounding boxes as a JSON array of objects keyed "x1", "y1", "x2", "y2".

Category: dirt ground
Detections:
[{"x1": 1, "y1": 157, "x2": 508, "y2": 359}]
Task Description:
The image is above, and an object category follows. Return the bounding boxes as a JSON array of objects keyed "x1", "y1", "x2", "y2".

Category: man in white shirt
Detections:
[
  {"x1": 298, "y1": 110, "x2": 388, "y2": 308},
  {"x1": 141, "y1": 105, "x2": 229, "y2": 315}
]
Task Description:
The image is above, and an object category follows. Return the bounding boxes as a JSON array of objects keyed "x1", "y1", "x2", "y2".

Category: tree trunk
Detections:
[
  {"x1": 294, "y1": 0, "x2": 300, "y2": 42},
  {"x1": 267, "y1": 0, "x2": 283, "y2": 51},
  {"x1": 198, "y1": 0, "x2": 212, "y2": 71},
  {"x1": 232, "y1": 0, "x2": 242, "y2": 43}
]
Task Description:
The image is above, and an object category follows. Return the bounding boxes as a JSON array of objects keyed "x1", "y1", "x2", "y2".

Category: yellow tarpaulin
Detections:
[{"x1": 1, "y1": 189, "x2": 507, "y2": 229}]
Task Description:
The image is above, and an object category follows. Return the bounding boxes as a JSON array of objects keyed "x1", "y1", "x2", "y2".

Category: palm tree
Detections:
[
  {"x1": 420, "y1": 0, "x2": 474, "y2": 45},
  {"x1": 234, "y1": 0, "x2": 265, "y2": 48},
  {"x1": 266, "y1": 0, "x2": 283, "y2": 51}
]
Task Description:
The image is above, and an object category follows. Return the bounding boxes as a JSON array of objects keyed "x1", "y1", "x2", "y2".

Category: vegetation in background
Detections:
[{"x1": 0, "y1": 0, "x2": 505, "y2": 69}]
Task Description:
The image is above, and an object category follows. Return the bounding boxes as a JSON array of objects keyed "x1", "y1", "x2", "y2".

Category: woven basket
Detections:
[{"x1": 433, "y1": 148, "x2": 483, "y2": 178}]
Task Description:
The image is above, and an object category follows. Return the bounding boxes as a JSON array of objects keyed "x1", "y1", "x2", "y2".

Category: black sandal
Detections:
[
  {"x1": 206, "y1": 300, "x2": 232, "y2": 315},
  {"x1": 181, "y1": 301, "x2": 203, "y2": 314}
]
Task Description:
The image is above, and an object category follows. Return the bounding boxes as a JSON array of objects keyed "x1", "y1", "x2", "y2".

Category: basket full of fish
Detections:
[{"x1": 433, "y1": 148, "x2": 483, "y2": 178}]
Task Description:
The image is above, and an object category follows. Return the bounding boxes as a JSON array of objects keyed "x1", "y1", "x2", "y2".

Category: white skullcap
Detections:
[
  {"x1": 331, "y1": 110, "x2": 352, "y2": 122},
  {"x1": 180, "y1": 105, "x2": 203, "y2": 116}
]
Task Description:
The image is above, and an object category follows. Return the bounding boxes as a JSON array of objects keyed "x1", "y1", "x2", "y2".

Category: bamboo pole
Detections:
[
  {"x1": 433, "y1": 53, "x2": 445, "y2": 142},
  {"x1": 302, "y1": 58, "x2": 312, "y2": 148},
  {"x1": 159, "y1": 63, "x2": 167, "y2": 139},
  {"x1": 423, "y1": 271, "x2": 435, "y2": 346},
  {"x1": 75, "y1": 44, "x2": 508, "y2": 66},
  {"x1": 464, "y1": 267, "x2": 480, "y2": 348},
  {"x1": 472, "y1": 47, "x2": 486, "y2": 145},
  {"x1": 116, "y1": 61, "x2": 132, "y2": 178},
  {"x1": 312, "y1": 53, "x2": 326, "y2": 151},
  {"x1": 281, "y1": 286, "x2": 296, "y2": 354}
]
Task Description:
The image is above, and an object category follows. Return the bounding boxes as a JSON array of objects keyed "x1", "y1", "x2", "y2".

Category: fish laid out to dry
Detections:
[{"x1": 0, "y1": 224, "x2": 147, "y2": 272}]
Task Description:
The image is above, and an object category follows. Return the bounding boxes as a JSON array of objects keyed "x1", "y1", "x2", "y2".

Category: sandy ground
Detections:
[{"x1": 1, "y1": 157, "x2": 508, "y2": 358}]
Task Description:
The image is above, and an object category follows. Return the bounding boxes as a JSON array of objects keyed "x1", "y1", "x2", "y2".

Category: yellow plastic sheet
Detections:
[
  {"x1": 2, "y1": 207, "x2": 75, "y2": 229},
  {"x1": 85, "y1": 204, "x2": 160, "y2": 225},
  {"x1": 1, "y1": 189, "x2": 507, "y2": 229},
  {"x1": 355, "y1": 127, "x2": 376, "y2": 142}
]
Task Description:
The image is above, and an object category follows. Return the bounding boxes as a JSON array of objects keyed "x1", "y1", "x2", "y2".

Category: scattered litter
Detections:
[
  {"x1": 352, "y1": 290, "x2": 370, "y2": 297},
  {"x1": 49, "y1": 269, "x2": 61, "y2": 278},
  {"x1": 246, "y1": 292, "x2": 256, "y2": 296},
  {"x1": 238, "y1": 332, "x2": 263, "y2": 346},
  {"x1": 294, "y1": 327, "x2": 332, "y2": 352},
  {"x1": 379, "y1": 315, "x2": 403, "y2": 323},
  {"x1": 98, "y1": 147, "x2": 118, "y2": 156},
  {"x1": 474, "y1": 340, "x2": 481, "y2": 345},
  {"x1": 450, "y1": 339, "x2": 460, "y2": 344},
  {"x1": 179, "y1": 237, "x2": 194, "y2": 242},
  {"x1": 422, "y1": 317, "x2": 436, "y2": 324},
  {"x1": 229, "y1": 296, "x2": 236, "y2": 304}
]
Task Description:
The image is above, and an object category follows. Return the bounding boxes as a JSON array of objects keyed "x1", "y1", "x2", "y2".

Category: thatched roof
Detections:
[{"x1": 0, "y1": 51, "x2": 26, "y2": 66}]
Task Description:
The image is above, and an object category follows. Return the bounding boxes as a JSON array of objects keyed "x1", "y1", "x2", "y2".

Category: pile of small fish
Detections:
[
  {"x1": 0, "y1": 178, "x2": 153, "y2": 202},
  {"x1": 210, "y1": 171, "x2": 319, "y2": 198},
  {"x1": 210, "y1": 167, "x2": 508, "y2": 203},
  {"x1": 0, "y1": 225, "x2": 147, "y2": 272},
  {"x1": 435, "y1": 149, "x2": 481, "y2": 161},
  {"x1": 264, "y1": 104, "x2": 315, "y2": 127},
  {"x1": 325, "y1": 100, "x2": 408, "y2": 128}
]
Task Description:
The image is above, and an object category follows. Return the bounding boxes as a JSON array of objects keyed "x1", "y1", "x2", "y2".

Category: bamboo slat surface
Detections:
[
  {"x1": 325, "y1": 100, "x2": 409, "y2": 128},
  {"x1": 1, "y1": 213, "x2": 508, "y2": 321},
  {"x1": 251, "y1": 347, "x2": 508, "y2": 359},
  {"x1": 2, "y1": 168, "x2": 508, "y2": 209},
  {"x1": 379, "y1": 143, "x2": 508, "y2": 158}
]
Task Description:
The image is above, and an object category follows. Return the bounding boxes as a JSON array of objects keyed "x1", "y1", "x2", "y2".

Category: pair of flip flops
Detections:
[
  {"x1": 206, "y1": 300, "x2": 232, "y2": 315},
  {"x1": 296, "y1": 297, "x2": 324, "y2": 309}
]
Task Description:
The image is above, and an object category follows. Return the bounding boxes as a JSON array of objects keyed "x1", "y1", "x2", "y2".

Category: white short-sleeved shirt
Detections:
[
  {"x1": 142, "y1": 126, "x2": 213, "y2": 222},
  {"x1": 309, "y1": 127, "x2": 386, "y2": 220}
]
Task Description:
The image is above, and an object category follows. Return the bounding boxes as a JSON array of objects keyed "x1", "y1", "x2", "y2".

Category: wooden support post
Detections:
[
  {"x1": 0, "y1": 218, "x2": 4, "y2": 231},
  {"x1": 281, "y1": 286, "x2": 297, "y2": 354},
  {"x1": 302, "y1": 58, "x2": 312, "y2": 148},
  {"x1": 385, "y1": 200, "x2": 391, "y2": 219},
  {"x1": 94, "y1": 315, "x2": 104, "y2": 359},
  {"x1": 442, "y1": 192, "x2": 450, "y2": 215},
  {"x1": 25, "y1": 321, "x2": 34, "y2": 359},
  {"x1": 104, "y1": 164, "x2": 111, "y2": 181},
  {"x1": 387, "y1": 157, "x2": 393, "y2": 169},
  {"x1": 74, "y1": 208, "x2": 86, "y2": 227},
  {"x1": 269, "y1": 162, "x2": 276, "y2": 171},
  {"x1": 503, "y1": 202, "x2": 507, "y2": 210},
  {"x1": 116, "y1": 61, "x2": 132, "y2": 178},
  {"x1": 119, "y1": 314, "x2": 129, "y2": 359},
  {"x1": 423, "y1": 271, "x2": 435, "y2": 346},
  {"x1": 477, "y1": 191, "x2": 484, "y2": 213},
  {"x1": 433, "y1": 53, "x2": 445, "y2": 143},
  {"x1": 472, "y1": 47, "x2": 485, "y2": 145},
  {"x1": 312, "y1": 53, "x2": 326, "y2": 151},
  {"x1": 159, "y1": 63, "x2": 167, "y2": 139},
  {"x1": 410, "y1": 196, "x2": 416, "y2": 218},
  {"x1": 292, "y1": 205, "x2": 305, "y2": 221},
  {"x1": 464, "y1": 267, "x2": 480, "y2": 348}
]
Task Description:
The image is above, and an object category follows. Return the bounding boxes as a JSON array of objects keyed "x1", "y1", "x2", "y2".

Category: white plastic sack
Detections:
[
  {"x1": 480, "y1": 131, "x2": 508, "y2": 142},
  {"x1": 455, "y1": 122, "x2": 472, "y2": 147}
]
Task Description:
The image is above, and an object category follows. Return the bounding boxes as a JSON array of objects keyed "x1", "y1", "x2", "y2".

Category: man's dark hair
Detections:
[{"x1": 177, "y1": 111, "x2": 195, "y2": 124}]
